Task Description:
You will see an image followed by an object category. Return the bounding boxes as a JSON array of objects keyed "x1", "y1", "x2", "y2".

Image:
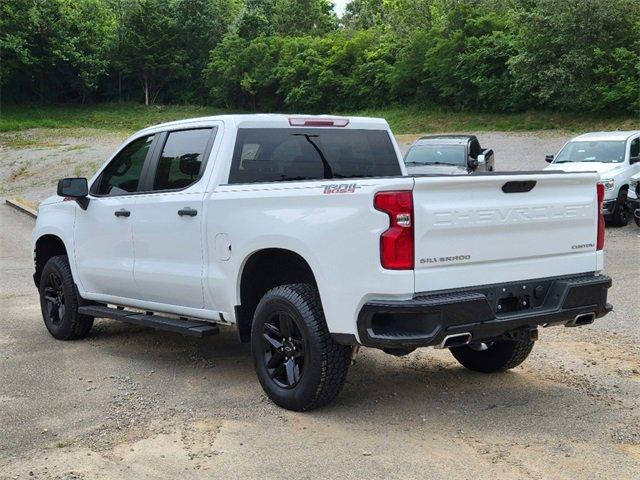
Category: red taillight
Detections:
[
  {"x1": 596, "y1": 183, "x2": 605, "y2": 251},
  {"x1": 288, "y1": 117, "x2": 349, "y2": 127},
  {"x1": 374, "y1": 191, "x2": 414, "y2": 270}
]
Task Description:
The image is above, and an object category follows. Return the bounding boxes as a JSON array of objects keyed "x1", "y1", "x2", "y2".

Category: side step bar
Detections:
[{"x1": 78, "y1": 305, "x2": 220, "y2": 337}]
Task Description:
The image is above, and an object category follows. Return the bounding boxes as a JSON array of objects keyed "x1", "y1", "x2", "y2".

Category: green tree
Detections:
[
  {"x1": 272, "y1": 0, "x2": 337, "y2": 36},
  {"x1": 342, "y1": 0, "x2": 385, "y2": 30},
  {"x1": 509, "y1": 0, "x2": 640, "y2": 112},
  {"x1": 1, "y1": 0, "x2": 115, "y2": 102},
  {"x1": 120, "y1": 0, "x2": 182, "y2": 105},
  {"x1": 173, "y1": 0, "x2": 241, "y2": 102},
  {"x1": 232, "y1": 0, "x2": 277, "y2": 40}
]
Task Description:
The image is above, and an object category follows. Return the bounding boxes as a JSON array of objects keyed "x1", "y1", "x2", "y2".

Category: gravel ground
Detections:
[{"x1": 0, "y1": 128, "x2": 639, "y2": 479}]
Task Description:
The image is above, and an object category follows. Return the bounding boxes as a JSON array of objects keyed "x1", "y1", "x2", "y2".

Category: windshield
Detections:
[
  {"x1": 405, "y1": 144, "x2": 466, "y2": 166},
  {"x1": 554, "y1": 141, "x2": 626, "y2": 164}
]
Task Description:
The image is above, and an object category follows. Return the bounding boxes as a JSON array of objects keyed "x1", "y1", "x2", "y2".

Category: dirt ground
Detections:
[{"x1": 0, "y1": 128, "x2": 639, "y2": 479}]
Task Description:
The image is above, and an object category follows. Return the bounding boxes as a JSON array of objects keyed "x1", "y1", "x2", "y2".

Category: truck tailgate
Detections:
[{"x1": 412, "y1": 172, "x2": 600, "y2": 293}]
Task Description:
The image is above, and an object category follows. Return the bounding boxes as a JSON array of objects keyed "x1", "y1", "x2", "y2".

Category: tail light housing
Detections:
[
  {"x1": 374, "y1": 191, "x2": 414, "y2": 269},
  {"x1": 596, "y1": 183, "x2": 605, "y2": 251}
]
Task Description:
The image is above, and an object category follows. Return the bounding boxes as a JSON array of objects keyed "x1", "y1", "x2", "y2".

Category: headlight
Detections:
[{"x1": 599, "y1": 178, "x2": 615, "y2": 190}]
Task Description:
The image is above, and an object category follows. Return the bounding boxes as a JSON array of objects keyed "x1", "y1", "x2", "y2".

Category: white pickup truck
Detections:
[
  {"x1": 545, "y1": 131, "x2": 640, "y2": 226},
  {"x1": 33, "y1": 115, "x2": 612, "y2": 411}
]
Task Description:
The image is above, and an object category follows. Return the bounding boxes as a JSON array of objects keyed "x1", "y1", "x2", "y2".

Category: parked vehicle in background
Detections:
[
  {"x1": 627, "y1": 173, "x2": 640, "y2": 227},
  {"x1": 404, "y1": 135, "x2": 494, "y2": 175},
  {"x1": 545, "y1": 131, "x2": 640, "y2": 226},
  {"x1": 33, "y1": 115, "x2": 611, "y2": 411}
]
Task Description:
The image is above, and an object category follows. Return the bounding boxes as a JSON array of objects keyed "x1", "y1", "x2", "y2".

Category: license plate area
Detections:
[
  {"x1": 497, "y1": 294, "x2": 531, "y2": 314},
  {"x1": 485, "y1": 279, "x2": 557, "y2": 316}
]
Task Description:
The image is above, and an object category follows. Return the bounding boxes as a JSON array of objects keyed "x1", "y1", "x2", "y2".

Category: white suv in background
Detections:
[{"x1": 545, "y1": 131, "x2": 640, "y2": 226}]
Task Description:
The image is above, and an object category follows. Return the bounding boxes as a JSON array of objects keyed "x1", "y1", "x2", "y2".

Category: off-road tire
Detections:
[
  {"x1": 39, "y1": 255, "x2": 93, "y2": 340},
  {"x1": 450, "y1": 339, "x2": 534, "y2": 373},
  {"x1": 611, "y1": 189, "x2": 629, "y2": 227},
  {"x1": 250, "y1": 283, "x2": 351, "y2": 411}
]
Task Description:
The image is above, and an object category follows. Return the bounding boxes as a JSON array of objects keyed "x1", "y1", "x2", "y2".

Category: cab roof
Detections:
[
  {"x1": 136, "y1": 114, "x2": 390, "y2": 135},
  {"x1": 414, "y1": 134, "x2": 476, "y2": 146},
  {"x1": 571, "y1": 131, "x2": 640, "y2": 142}
]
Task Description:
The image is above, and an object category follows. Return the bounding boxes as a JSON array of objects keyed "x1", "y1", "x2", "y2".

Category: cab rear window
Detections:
[{"x1": 228, "y1": 128, "x2": 401, "y2": 184}]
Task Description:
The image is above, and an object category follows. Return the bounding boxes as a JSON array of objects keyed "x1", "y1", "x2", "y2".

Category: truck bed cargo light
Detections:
[{"x1": 288, "y1": 118, "x2": 349, "y2": 127}]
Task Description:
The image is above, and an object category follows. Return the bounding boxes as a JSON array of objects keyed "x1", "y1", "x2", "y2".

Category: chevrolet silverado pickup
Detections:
[{"x1": 32, "y1": 115, "x2": 612, "y2": 411}]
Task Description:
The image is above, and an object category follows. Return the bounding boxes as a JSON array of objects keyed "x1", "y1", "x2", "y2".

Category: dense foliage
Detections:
[{"x1": 2, "y1": 0, "x2": 639, "y2": 114}]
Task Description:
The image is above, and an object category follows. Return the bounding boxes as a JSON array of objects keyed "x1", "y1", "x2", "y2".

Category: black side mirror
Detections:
[
  {"x1": 57, "y1": 178, "x2": 89, "y2": 210},
  {"x1": 545, "y1": 154, "x2": 554, "y2": 163},
  {"x1": 630, "y1": 156, "x2": 640, "y2": 165},
  {"x1": 468, "y1": 156, "x2": 479, "y2": 169}
]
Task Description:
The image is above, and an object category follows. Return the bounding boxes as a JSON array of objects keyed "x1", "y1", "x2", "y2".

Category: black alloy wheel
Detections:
[
  {"x1": 43, "y1": 271, "x2": 66, "y2": 326},
  {"x1": 39, "y1": 255, "x2": 93, "y2": 340},
  {"x1": 261, "y1": 311, "x2": 306, "y2": 389},
  {"x1": 250, "y1": 284, "x2": 351, "y2": 411}
]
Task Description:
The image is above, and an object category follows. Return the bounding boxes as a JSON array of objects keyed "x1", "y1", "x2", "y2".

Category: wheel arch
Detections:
[
  {"x1": 235, "y1": 248, "x2": 319, "y2": 343},
  {"x1": 34, "y1": 234, "x2": 68, "y2": 288}
]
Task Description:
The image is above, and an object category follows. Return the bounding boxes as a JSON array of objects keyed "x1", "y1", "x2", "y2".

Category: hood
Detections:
[
  {"x1": 545, "y1": 161, "x2": 625, "y2": 178},
  {"x1": 406, "y1": 164, "x2": 469, "y2": 176},
  {"x1": 39, "y1": 195, "x2": 63, "y2": 207}
]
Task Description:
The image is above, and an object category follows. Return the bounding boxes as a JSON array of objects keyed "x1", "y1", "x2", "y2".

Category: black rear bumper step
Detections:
[
  {"x1": 357, "y1": 273, "x2": 612, "y2": 349},
  {"x1": 78, "y1": 305, "x2": 220, "y2": 337}
]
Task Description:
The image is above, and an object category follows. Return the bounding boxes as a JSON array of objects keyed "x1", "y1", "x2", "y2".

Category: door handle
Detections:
[
  {"x1": 114, "y1": 209, "x2": 130, "y2": 217},
  {"x1": 178, "y1": 207, "x2": 198, "y2": 217}
]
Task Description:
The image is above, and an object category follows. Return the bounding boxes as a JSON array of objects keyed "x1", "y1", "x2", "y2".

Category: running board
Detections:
[{"x1": 78, "y1": 305, "x2": 220, "y2": 337}]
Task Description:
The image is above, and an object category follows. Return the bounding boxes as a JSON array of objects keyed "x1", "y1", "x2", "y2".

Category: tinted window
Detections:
[
  {"x1": 469, "y1": 138, "x2": 480, "y2": 158},
  {"x1": 228, "y1": 128, "x2": 401, "y2": 184},
  {"x1": 153, "y1": 129, "x2": 212, "y2": 191},
  {"x1": 630, "y1": 138, "x2": 639, "y2": 158},
  {"x1": 96, "y1": 135, "x2": 154, "y2": 195}
]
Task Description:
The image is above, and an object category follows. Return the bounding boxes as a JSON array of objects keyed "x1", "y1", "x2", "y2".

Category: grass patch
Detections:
[
  {"x1": 1, "y1": 136, "x2": 65, "y2": 149},
  {"x1": 0, "y1": 103, "x2": 230, "y2": 133},
  {"x1": 0, "y1": 103, "x2": 637, "y2": 135},
  {"x1": 353, "y1": 107, "x2": 640, "y2": 134},
  {"x1": 64, "y1": 143, "x2": 90, "y2": 152},
  {"x1": 9, "y1": 165, "x2": 30, "y2": 181},
  {"x1": 14, "y1": 196, "x2": 37, "y2": 210}
]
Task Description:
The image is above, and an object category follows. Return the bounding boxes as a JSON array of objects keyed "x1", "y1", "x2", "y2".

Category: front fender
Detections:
[{"x1": 32, "y1": 201, "x2": 79, "y2": 287}]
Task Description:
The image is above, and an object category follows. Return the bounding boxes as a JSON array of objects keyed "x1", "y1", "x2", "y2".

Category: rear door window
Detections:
[
  {"x1": 152, "y1": 128, "x2": 214, "y2": 191},
  {"x1": 228, "y1": 128, "x2": 401, "y2": 184}
]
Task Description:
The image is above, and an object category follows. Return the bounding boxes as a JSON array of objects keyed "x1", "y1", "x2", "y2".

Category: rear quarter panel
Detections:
[{"x1": 202, "y1": 177, "x2": 415, "y2": 335}]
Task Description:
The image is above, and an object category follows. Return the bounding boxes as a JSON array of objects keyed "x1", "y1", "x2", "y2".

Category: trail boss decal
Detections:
[{"x1": 322, "y1": 183, "x2": 360, "y2": 194}]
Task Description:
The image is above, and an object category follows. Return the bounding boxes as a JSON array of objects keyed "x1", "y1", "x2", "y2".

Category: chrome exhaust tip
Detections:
[
  {"x1": 565, "y1": 312, "x2": 596, "y2": 327},
  {"x1": 436, "y1": 332, "x2": 472, "y2": 349}
]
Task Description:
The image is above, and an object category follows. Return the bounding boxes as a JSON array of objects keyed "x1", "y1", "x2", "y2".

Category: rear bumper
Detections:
[{"x1": 357, "y1": 273, "x2": 612, "y2": 349}]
